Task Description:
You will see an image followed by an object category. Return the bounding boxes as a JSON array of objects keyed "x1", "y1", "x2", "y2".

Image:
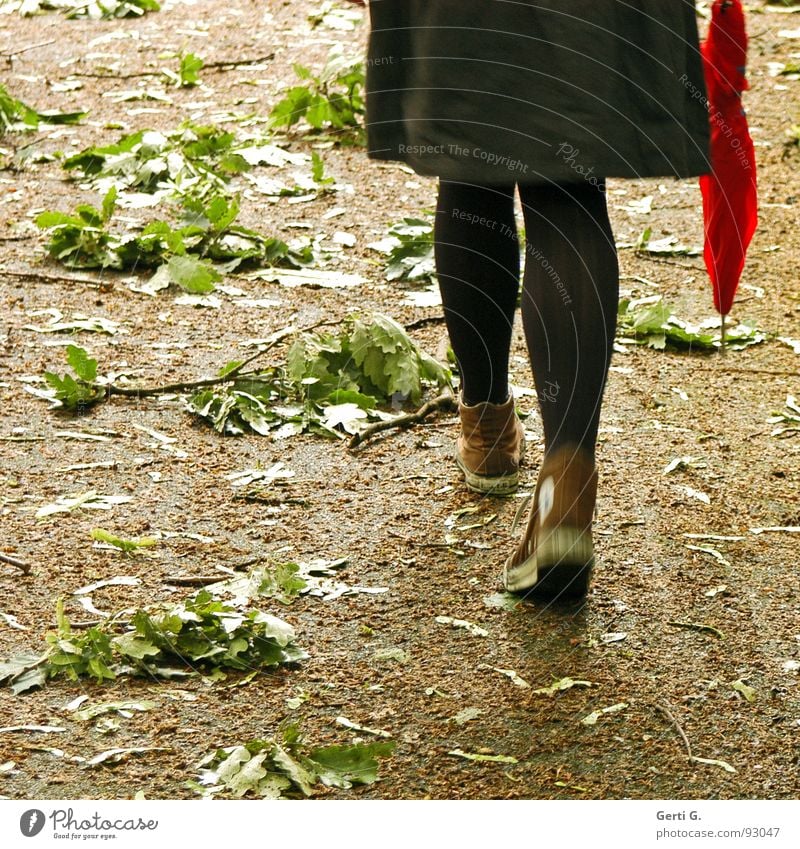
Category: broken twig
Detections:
[
  {"x1": 348, "y1": 392, "x2": 456, "y2": 450},
  {"x1": 94, "y1": 319, "x2": 343, "y2": 399},
  {"x1": 70, "y1": 53, "x2": 275, "y2": 79},
  {"x1": 0, "y1": 552, "x2": 30, "y2": 573},
  {"x1": 655, "y1": 702, "x2": 693, "y2": 759}
]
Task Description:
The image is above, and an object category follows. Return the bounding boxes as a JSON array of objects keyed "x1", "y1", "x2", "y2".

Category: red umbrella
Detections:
[{"x1": 699, "y1": 0, "x2": 758, "y2": 345}]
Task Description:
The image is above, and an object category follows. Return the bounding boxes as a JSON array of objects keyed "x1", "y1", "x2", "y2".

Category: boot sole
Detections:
[
  {"x1": 455, "y1": 433, "x2": 525, "y2": 496},
  {"x1": 503, "y1": 527, "x2": 593, "y2": 599},
  {"x1": 456, "y1": 454, "x2": 520, "y2": 496}
]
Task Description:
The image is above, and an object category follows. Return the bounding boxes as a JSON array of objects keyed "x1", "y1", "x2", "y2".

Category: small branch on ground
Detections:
[
  {"x1": 634, "y1": 255, "x2": 704, "y2": 271},
  {"x1": 70, "y1": 53, "x2": 275, "y2": 80},
  {"x1": 163, "y1": 575, "x2": 223, "y2": 586},
  {"x1": 0, "y1": 552, "x2": 31, "y2": 573},
  {"x1": 387, "y1": 531, "x2": 457, "y2": 550},
  {"x1": 3, "y1": 40, "x2": 55, "y2": 64},
  {"x1": 100, "y1": 319, "x2": 345, "y2": 399},
  {"x1": 655, "y1": 702, "x2": 693, "y2": 759},
  {"x1": 406, "y1": 315, "x2": 445, "y2": 331},
  {"x1": 0, "y1": 268, "x2": 112, "y2": 290},
  {"x1": 348, "y1": 392, "x2": 457, "y2": 450}
]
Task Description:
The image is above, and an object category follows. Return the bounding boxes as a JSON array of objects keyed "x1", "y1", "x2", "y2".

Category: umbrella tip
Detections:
[{"x1": 719, "y1": 312, "x2": 727, "y2": 354}]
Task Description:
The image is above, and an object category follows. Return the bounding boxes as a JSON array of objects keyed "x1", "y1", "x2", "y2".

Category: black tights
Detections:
[{"x1": 434, "y1": 180, "x2": 619, "y2": 459}]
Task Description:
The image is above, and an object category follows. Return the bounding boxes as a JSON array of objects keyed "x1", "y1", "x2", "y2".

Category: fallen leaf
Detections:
[
  {"x1": 448, "y1": 749, "x2": 518, "y2": 764},
  {"x1": 0, "y1": 725, "x2": 66, "y2": 733},
  {"x1": 681, "y1": 486, "x2": 711, "y2": 505},
  {"x1": 730, "y1": 680, "x2": 757, "y2": 703},
  {"x1": 335, "y1": 716, "x2": 391, "y2": 738},
  {"x1": 490, "y1": 666, "x2": 530, "y2": 689},
  {"x1": 689, "y1": 755, "x2": 736, "y2": 774},
  {"x1": 451, "y1": 707, "x2": 482, "y2": 725},
  {"x1": 533, "y1": 677, "x2": 595, "y2": 697},
  {"x1": 0, "y1": 611, "x2": 27, "y2": 631},
  {"x1": 580, "y1": 702, "x2": 628, "y2": 726},
  {"x1": 435, "y1": 616, "x2": 489, "y2": 637},
  {"x1": 84, "y1": 747, "x2": 168, "y2": 767},
  {"x1": 73, "y1": 576, "x2": 140, "y2": 595},
  {"x1": 372, "y1": 647, "x2": 409, "y2": 665},
  {"x1": 73, "y1": 701, "x2": 157, "y2": 722}
]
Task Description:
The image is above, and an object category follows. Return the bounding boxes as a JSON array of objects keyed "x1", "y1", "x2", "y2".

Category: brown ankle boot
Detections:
[
  {"x1": 456, "y1": 393, "x2": 525, "y2": 495},
  {"x1": 502, "y1": 444, "x2": 597, "y2": 597}
]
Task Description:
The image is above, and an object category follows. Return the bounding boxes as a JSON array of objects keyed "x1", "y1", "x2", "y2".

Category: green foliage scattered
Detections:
[
  {"x1": 617, "y1": 297, "x2": 767, "y2": 351},
  {"x1": 4, "y1": 0, "x2": 160, "y2": 19},
  {"x1": 63, "y1": 124, "x2": 249, "y2": 196},
  {"x1": 44, "y1": 344, "x2": 105, "y2": 410},
  {"x1": 382, "y1": 218, "x2": 436, "y2": 282},
  {"x1": 310, "y1": 150, "x2": 335, "y2": 187},
  {"x1": 194, "y1": 724, "x2": 394, "y2": 798},
  {"x1": 90, "y1": 528, "x2": 158, "y2": 553},
  {"x1": 69, "y1": 0, "x2": 160, "y2": 17},
  {"x1": 0, "y1": 82, "x2": 84, "y2": 135},
  {"x1": 36, "y1": 187, "x2": 309, "y2": 273},
  {"x1": 635, "y1": 227, "x2": 700, "y2": 257},
  {"x1": 269, "y1": 46, "x2": 365, "y2": 139},
  {"x1": 42, "y1": 316, "x2": 451, "y2": 433},
  {"x1": 163, "y1": 53, "x2": 204, "y2": 88},
  {"x1": 0, "y1": 590, "x2": 306, "y2": 693},
  {"x1": 190, "y1": 314, "x2": 452, "y2": 437},
  {"x1": 35, "y1": 186, "x2": 121, "y2": 269},
  {"x1": 767, "y1": 395, "x2": 800, "y2": 437}
]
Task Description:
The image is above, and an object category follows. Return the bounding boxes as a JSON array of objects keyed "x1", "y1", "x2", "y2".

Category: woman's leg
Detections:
[
  {"x1": 517, "y1": 181, "x2": 618, "y2": 458},
  {"x1": 434, "y1": 180, "x2": 525, "y2": 495},
  {"x1": 502, "y1": 181, "x2": 618, "y2": 596},
  {"x1": 434, "y1": 180, "x2": 519, "y2": 406}
]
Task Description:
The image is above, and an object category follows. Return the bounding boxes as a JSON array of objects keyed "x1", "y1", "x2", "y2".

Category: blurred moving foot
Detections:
[{"x1": 502, "y1": 443, "x2": 596, "y2": 598}]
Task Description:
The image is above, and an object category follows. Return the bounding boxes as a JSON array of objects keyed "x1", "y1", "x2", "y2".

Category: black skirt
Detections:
[{"x1": 366, "y1": 0, "x2": 711, "y2": 183}]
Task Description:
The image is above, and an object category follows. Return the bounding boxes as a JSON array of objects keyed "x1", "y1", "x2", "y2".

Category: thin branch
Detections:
[
  {"x1": 3, "y1": 39, "x2": 55, "y2": 61},
  {"x1": 655, "y1": 702, "x2": 693, "y2": 759},
  {"x1": 162, "y1": 576, "x2": 222, "y2": 586},
  {"x1": 0, "y1": 268, "x2": 111, "y2": 289},
  {"x1": 632, "y1": 254, "x2": 704, "y2": 270},
  {"x1": 708, "y1": 367, "x2": 800, "y2": 378},
  {"x1": 387, "y1": 531, "x2": 455, "y2": 550},
  {"x1": 101, "y1": 319, "x2": 344, "y2": 398},
  {"x1": 406, "y1": 315, "x2": 445, "y2": 331},
  {"x1": 69, "y1": 53, "x2": 275, "y2": 80},
  {"x1": 201, "y1": 53, "x2": 276, "y2": 71},
  {"x1": 0, "y1": 552, "x2": 30, "y2": 573},
  {"x1": 348, "y1": 392, "x2": 456, "y2": 450},
  {"x1": 104, "y1": 349, "x2": 272, "y2": 398}
]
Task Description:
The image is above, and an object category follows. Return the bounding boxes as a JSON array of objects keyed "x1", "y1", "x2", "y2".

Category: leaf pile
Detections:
[
  {"x1": 635, "y1": 227, "x2": 701, "y2": 257},
  {"x1": 193, "y1": 725, "x2": 394, "y2": 798},
  {"x1": 371, "y1": 218, "x2": 436, "y2": 284},
  {"x1": 269, "y1": 46, "x2": 365, "y2": 139},
  {"x1": 44, "y1": 344, "x2": 106, "y2": 409},
  {"x1": 190, "y1": 313, "x2": 452, "y2": 436},
  {"x1": 62, "y1": 124, "x2": 256, "y2": 197},
  {"x1": 0, "y1": 83, "x2": 84, "y2": 135},
  {"x1": 767, "y1": 394, "x2": 800, "y2": 437},
  {"x1": 36, "y1": 187, "x2": 310, "y2": 273},
  {"x1": 2, "y1": 0, "x2": 160, "y2": 20},
  {"x1": 0, "y1": 591, "x2": 306, "y2": 693},
  {"x1": 617, "y1": 296, "x2": 767, "y2": 351}
]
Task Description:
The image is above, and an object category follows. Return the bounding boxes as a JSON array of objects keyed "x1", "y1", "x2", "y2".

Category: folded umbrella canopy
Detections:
[{"x1": 699, "y1": 0, "x2": 758, "y2": 344}]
